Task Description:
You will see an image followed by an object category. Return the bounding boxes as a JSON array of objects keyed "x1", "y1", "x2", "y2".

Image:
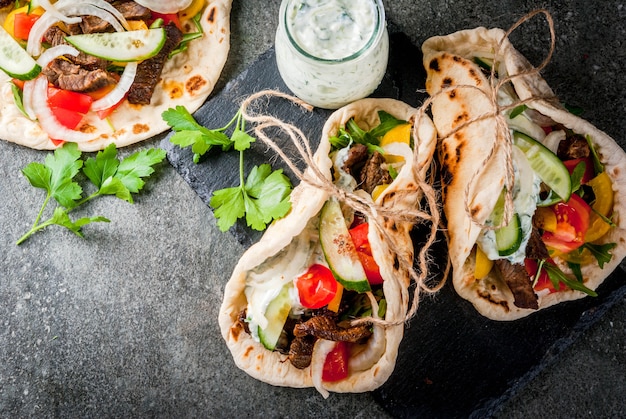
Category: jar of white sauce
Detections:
[{"x1": 275, "y1": 0, "x2": 389, "y2": 109}]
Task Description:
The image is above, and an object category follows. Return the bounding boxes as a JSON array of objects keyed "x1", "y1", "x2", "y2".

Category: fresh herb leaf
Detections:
[
  {"x1": 10, "y1": 81, "x2": 28, "y2": 117},
  {"x1": 163, "y1": 105, "x2": 232, "y2": 162},
  {"x1": 368, "y1": 111, "x2": 406, "y2": 138},
  {"x1": 567, "y1": 261, "x2": 584, "y2": 283},
  {"x1": 509, "y1": 104, "x2": 528, "y2": 119},
  {"x1": 211, "y1": 186, "x2": 245, "y2": 232},
  {"x1": 543, "y1": 262, "x2": 598, "y2": 297},
  {"x1": 17, "y1": 143, "x2": 165, "y2": 245},
  {"x1": 166, "y1": 105, "x2": 293, "y2": 232},
  {"x1": 585, "y1": 134, "x2": 604, "y2": 174},
  {"x1": 570, "y1": 161, "x2": 586, "y2": 194},
  {"x1": 564, "y1": 103, "x2": 584, "y2": 116},
  {"x1": 583, "y1": 242, "x2": 616, "y2": 268}
]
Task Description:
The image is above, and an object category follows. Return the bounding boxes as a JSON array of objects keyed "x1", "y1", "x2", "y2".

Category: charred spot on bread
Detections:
[
  {"x1": 442, "y1": 77, "x2": 454, "y2": 88},
  {"x1": 207, "y1": 6, "x2": 217, "y2": 23},
  {"x1": 449, "y1": 89, "x2": 457, "y2": 99},
  {"x1": 186, "y1": 75, "x2": 208, "y2": 95},
  {"x1": 477, "y1": 290, "x2": 510, "y2": 312},
  {"x1": 453, "y1": 111, "x2": 469, "y2": 127},
  {"x1": 429, "y1": 57, "x2": 441, "y2": 72}
]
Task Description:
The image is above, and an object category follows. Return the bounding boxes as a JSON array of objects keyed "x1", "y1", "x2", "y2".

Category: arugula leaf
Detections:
[
  {"x1": 569, "y1": 161, "x2": 586, "y2": 194},
  {"x1": 543, "y1": 262, "x2": 598, "y2": 297},
  {"x1": 10, "y1": 81, "x2": 28, "y2": 118},
  {"x1": 583, "y1": 242, "x2": 616, "y2": 268},
  {"x1": 17, "y1": 143, "x2": 165, "y2": 245},
  {"x1": 368, "y1": 111, "x2": 407, "y2": 139},
  {"x1": 585, "y1": 134, "x2": 604, "y2": 174}
]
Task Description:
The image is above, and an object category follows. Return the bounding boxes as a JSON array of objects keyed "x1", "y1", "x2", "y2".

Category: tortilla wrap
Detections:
[
  {"x1": 0, "y1": 0, "x2": 231, "y2": 151},
  {"x1": 218, "y1": 98, "x2": 437, "y2": 394},
  {"x1": 422, "y1": 27, "x2": 626, "y2": 320}
]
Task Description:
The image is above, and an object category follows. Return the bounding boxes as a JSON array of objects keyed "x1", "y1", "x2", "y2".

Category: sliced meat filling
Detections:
[
  {"x1": 342, "y1": 143, "x2": 393, "y2": 194},
  {"x1": 495, "y1": 259, "x2": 539, "y2": 309},
  {"x1": 43, "y1": 26, "x2": 108, "y2": 71},
  {"x1": 69, "y1": 1, "x2": 152, "y2": 34},
  {"x1": 557, "y1": 134, "x2": 590, "y2": 160},
  {"x1": 127, "y1": 22, "x2": 183, "y2": 105},
  {"x1": 293, "y1": 315, "x2": 372, "y2": 342},
  {"x1": 526, "y1": 227, "x2": 550, "y2": 260},
  {"x1": 43, "y1": 59, "x2": 117, "y2": 92}
]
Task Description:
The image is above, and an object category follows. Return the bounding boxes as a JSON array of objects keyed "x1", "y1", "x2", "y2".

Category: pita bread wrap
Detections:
[
  {"x1": 219, "y1": 98, "x2": 437, "y2": 396},
  {"x1": 0, "y1": 0, "x2": 231, "y2": 151},
  {"x1": 422, "y1": 27, "x2": 626, "y2": 320}
]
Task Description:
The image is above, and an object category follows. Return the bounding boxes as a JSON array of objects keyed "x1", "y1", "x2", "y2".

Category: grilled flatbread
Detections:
[
  {"x1": 0, "y1": 0, "x2": 231, "y2": 151},
  {"x1": 423, "y1": 27, "x2": 626, "y2": 320},
  {"x1": 219, "y1": 98, "x2": 437, "y2": 395}
]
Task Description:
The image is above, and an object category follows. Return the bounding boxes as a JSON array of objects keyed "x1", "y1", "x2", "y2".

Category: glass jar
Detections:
[{"x1": 275, "y1": 0, "x2": 389, "y2": 109}]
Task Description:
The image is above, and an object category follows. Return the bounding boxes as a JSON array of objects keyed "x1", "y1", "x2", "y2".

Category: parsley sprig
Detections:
[
  {"x1": 17, "y1": 143, "x2": 166, "y2": 245},
  {"x1": 162, "y1": 106, "x2": 293, "y2": 232}
]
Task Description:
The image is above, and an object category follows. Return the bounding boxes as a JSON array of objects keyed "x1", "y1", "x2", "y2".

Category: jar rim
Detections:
[{"x1": 280, "y1": 0, "x2": 386, "y2": 64}]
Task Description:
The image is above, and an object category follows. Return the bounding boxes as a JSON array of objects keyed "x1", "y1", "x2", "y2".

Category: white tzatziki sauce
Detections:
[{"x1": 275, "y1": 0, "x2": 389, "y2": 109}]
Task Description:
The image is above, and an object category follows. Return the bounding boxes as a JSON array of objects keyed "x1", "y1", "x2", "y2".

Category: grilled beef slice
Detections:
[
  {"x1": 342, "y1": 143, "x2": 393, "y2": 194},
  {"x1": 557, "y1": 134, "x2": 591, "y2": 160},
  {"x1": 293, "y1": 315, "x2": 372, "y2": 342},
  {"x1": 526, "y1": 227, "x2": 550, "y2": 260},
  {"x1": 127, "y1": 22, "x2": 183, "y2": 105},
  {"x1": 288, "y1": 335, "x2": 316, "y2": 369},
  {"x1": 73, "y1": 1, "x2": 152, "y2": 34},
  {"x1": 495, "y1": 259, "x2": 539, "y2": 309},
  {"x1": 43, "y1": 59, "x2": 117, "y2": 92},
  {"x1": 43, "y1": 26, "x2": 108, "y2": 71}
]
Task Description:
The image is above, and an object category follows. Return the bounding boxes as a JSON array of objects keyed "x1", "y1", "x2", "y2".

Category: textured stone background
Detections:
[{"x1": 0, "y1": 1, "x2": 624, "y2": 417}]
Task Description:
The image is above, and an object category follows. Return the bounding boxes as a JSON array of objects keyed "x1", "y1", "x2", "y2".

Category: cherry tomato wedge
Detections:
[
  {"x1": 14, "y1": 12, "x2": 40, "y2": 40},
  {"x1": 48, "y1": 88, "x2": 93, "y2": 114},
  {"x1": 524, "y1": 258, "x2": 564, "y2": 294},
  {"x1": 295, "y1": 264, "x2": 337, "y2": 309},
  {"x1": 322, "y1": 341, "x2": 350, "y2": 382},
  {"x1": 150, "y1": 13, "x2": 182, "y2": 30},
  {"x1": 542, "y1": 194, "x2": 591, "y2": 254},
  {"x1": 349, "y1": 223, "x2": 383, "y2": 285}
]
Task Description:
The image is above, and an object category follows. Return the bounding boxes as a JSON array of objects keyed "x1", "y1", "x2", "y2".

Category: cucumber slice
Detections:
[
  {"x1": 65, "y1": 28, "x2": 166, "y2": 62},
  {"x1": 0, "y1": 26, "x2": 41, "y2": 80},
  {"x1": 319, "y1": 198, "x2": 371, "y2": 293},
  {"x1": 495, "y1": 213, "x2": 522, "y2": 256},
  {"x1": 473, "y1": 56, "x2": 494, "y2": 71},
  {"x1": 512, "y1": 131, "x2": 572, "y2": 202},
  {"x1": 258, "y1": 284, "x2": 292, "y2": 351}
]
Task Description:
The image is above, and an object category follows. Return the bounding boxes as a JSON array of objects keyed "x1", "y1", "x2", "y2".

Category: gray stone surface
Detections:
[{"x1": 0, "y1": 0, "x2": 624, "y2": 417}]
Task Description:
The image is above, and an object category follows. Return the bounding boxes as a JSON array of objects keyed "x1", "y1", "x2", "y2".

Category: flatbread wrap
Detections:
[
  {"x1": 218, "y1": 98, "x2": 437, "y2": 396},
  {"x1": 0, "y1": 0, "x2": 231, "y2": 151},
  {"x1": 422, "y1": 26, "x2": 626, "y2": 320}
]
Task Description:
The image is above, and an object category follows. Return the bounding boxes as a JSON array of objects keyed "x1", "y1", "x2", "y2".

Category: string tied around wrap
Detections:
[
  {"x1": 424, "y1": 8, "x2": 558, "y2": 231},
  {"x1": 239, "y1": 90, "x2": 447, "y2": 329}
]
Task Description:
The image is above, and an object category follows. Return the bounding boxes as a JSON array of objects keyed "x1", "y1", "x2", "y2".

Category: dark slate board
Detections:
[{"x1": 161, "y1": 27, "x2": 626, "y2": 418}]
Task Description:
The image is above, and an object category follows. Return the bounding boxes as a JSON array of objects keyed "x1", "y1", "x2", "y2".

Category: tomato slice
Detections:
[
  {"x1": 96, "y1": 96, "x2": 125, "y2": 119},
  {"x1": 150, "y1": 13, "x2": 182, "y2": 30},
  {"x1": 525, "y1": 258, "x2": 564, "y2": 293},
  {"x1": 563, "y1": 157, "x2": 594, "y2": 184},
  {"x1": 349, "y1": 223, "x2": 383, "y2": 285},
  {"x1": 322, "y1": 341, "x2": 350, "y2": 382},
  {"x1": 295, "y1": 264, "x2": 338, "y2": 309},
  {"x1": 50, "y1": 107, "x2": 84, "y2": 130},
  {"x1": 48, "y1": 88, "x2": 93, "y2": 114},
  {"x1": 13, "y1": 12, "x2": 40, "y2": 40},
  {"x1": 542, "y1": 194, "x2": 591, "y2": 253}
]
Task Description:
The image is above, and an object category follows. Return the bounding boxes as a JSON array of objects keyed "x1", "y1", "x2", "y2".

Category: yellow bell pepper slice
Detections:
[
  {"x1": 179, "y1": 0, "x2": 205, "y2": 21},
  {"x1": 372, "y1": 184, "x2": 389, "y2": 201},
  {"x1": 327, "y1": 283, "x2": 344, "y2": 313},
  {"x1": 534, "y1": 206, "x2": 557, "y2": 233},
  {"x1": 585, "y1": 172, "x2": 614, "y2": 242},
  {"x1": 474, "y1": 245, "x2": 493, "y2": 279},
  {"x1": 380, "y1": 123, "x2": 411, "y2": 147}
]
